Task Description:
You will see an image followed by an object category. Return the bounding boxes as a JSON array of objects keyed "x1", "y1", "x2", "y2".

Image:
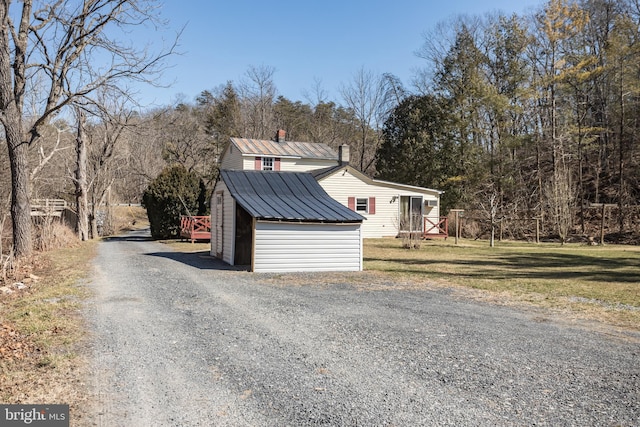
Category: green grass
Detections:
[{"x1": 364, "y1": 238, "x2": 640, "y2": 328}]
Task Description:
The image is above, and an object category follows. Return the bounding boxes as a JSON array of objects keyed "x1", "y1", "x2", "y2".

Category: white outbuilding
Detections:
[{"x1": 211, "y1": 170, "x2": 365, "y2": 273}]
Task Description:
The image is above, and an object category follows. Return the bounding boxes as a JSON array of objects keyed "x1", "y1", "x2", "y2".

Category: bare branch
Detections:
[{"x1": 30, "y1": 123, "x2": 73, "y2": 181}]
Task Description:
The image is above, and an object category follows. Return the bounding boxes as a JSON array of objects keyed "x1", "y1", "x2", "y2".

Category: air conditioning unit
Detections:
[{"x1": 426, "y1": 199, "x2": 438, "y2": 207}]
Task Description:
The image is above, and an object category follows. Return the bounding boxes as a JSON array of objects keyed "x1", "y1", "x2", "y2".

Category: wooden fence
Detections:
[{"x1": 30, "y1": 199, "x2": 68, "y2": 217}]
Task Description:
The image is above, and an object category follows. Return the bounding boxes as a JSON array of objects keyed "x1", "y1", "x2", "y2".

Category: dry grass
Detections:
[
  {"x1": 110, "y1": 205, "x2": 149, "y2": 234},
  {"x1": 161, "y1": 240, "x2": 210, "y2": 253},
  {"x1": 0, "y1": 240, "x2": 97, "y2": 416},
  {"x1": 33, "y1": 220, "x2": 79, "y2": 252},
  {"x1": 363, "y1": 238, "x2": 640, "y2": 329}
]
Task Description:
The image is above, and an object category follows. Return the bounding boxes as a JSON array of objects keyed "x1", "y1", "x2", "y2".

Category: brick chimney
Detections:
[
  {"x1": 339, "y1": 144, "x2": 350, "y2": 165},
  {"x1": 276, "y1": 129, "x2": 286, "y2": 142}
]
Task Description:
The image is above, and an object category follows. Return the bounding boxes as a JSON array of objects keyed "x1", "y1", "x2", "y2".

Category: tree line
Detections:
[
  {"x1": 2, "y1": 0, "x2": 639, "y2": 260},
  {"x1": 378, "y1": 0, "x2": 640, "y2": 242}
]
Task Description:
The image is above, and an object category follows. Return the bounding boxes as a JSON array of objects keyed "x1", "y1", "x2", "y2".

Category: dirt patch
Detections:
[{"x1": 0, "y1": 323, "x2": 41, "y2": 361}]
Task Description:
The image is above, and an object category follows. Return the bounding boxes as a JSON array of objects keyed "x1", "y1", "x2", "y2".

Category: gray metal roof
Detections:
[
  {"x1": 230, "y1": 137, "x2": 337, "y2": 160},
  {"x1": 220, "y1": 170, "x2": 364, "y2": 223}
]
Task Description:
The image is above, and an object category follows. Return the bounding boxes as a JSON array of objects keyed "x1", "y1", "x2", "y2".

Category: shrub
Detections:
[{"x1": 142, "y1": 166, "x2": 209, "y2": 239}]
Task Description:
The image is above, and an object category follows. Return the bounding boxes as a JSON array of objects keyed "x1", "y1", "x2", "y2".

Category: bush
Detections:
[{"x1": 142, "y1": 166, "x2": 209, "y2": 239}]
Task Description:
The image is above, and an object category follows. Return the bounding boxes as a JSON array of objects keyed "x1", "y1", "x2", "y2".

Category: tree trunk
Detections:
[
  {"x1": 7, "y1": 132, "x2": 32, "y2": 257},
  {"x1": 1, "y1": 3, "x2": 32, "y2": 258},
  {"x1": 490, "y1": 222, "x2": 495, "y2": 247},
  {"x1": 75, "y1": 111, "x2": 89, "y2": 241},
  {"x1": 618, "y1": 71, "x2": 626, "y2": 234},
  {"x1": 90, "y1": 213, "x2": 98, "y2": 239}
]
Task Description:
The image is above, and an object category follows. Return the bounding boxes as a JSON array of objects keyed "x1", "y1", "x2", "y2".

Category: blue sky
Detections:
[{"x1": 137, "y1": 0, "x2": 544, "y2": 107}]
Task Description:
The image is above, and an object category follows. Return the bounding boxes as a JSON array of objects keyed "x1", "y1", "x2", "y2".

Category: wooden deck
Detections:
[
  {"x1": 398, "y1": 217, "x2": 449, "y2": 239},
  {"x1": 423, "y1": 216, "x2": 449, "y2": 239},
  {"x1": 180, "y1": 216, "x2": 211, "y2": 242}
]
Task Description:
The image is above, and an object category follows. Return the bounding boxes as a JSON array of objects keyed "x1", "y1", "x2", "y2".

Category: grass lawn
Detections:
[{"x1": 364, "y1": 238, "x2": 640, "y2": 329}]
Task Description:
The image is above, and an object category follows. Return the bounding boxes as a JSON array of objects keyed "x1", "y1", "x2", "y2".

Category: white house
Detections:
[
  {"x1": 312, "y1": 164, "x2": 443, "y2": 239},
  {"x1": 215, "y1": 130, "x2": 446, "y2": 240},
  {"x1": 211, "y1": 170, "x2": 364, "y2": 273},
  {"x1": 219, "y1": 130, "x2": 339, "y2": 172}
]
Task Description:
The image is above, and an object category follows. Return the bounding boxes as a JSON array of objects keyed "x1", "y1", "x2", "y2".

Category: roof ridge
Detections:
[
  {"x1": 220, "y1": 170, "x2": 364, "y2": 223},
  {"x1": 230, "y1": 137, "x2": 338, "y2": 160}
]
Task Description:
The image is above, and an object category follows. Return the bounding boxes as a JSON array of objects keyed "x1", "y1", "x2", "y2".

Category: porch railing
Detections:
[
  {"x1": 423, "y1": 216, "x2": 448, "y2": 239},
  {"x1": 180, "y1": 215, "x2": 211, "y2": 243}
]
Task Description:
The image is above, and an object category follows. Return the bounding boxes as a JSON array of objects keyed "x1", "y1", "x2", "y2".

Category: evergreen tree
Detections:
[
  {"x1": 377, "y1": 94, "x2": 461, "y2": 212},
  {"x1": 142, "y1": 166, "x2": 208, "y2": 239}
]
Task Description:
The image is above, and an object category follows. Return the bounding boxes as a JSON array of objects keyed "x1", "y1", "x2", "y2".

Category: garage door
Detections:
[{"x1": 253, "y1": 222, "x2": 362, "y2": 273}]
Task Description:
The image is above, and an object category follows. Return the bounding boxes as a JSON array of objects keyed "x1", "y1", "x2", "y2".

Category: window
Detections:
[
  {"x1": 348, "y1": 197, "x2": 376, "y2": 214},
  {"x1": 400, "y1": 196, "x2": 423, "y2": 232},
  {"x1": 255, "y1": 156, "x2": 280, "y2": 171},
  {"x1": 262, "y1": 157, "x2": 274, "y2": 171}
]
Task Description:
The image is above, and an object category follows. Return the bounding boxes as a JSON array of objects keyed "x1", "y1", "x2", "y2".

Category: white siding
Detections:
[
  {"x1": 241, "y1": 156, "x2": 337, "y2": 172},
  {"x1": 210, "y1": 180, "x2": 235, "y2": 265},
  {"x1": 282, "y1": 158, "x2": 338, "y2": 172},
  {"x1": 253, "y1": 222, "x2": 362, "y2": 273},
  {"x1": 318, "y1": 168, "x2": 440, "y2": 238},
  {"x1": 242, "y1": 157, "x2": 256, "y2": 170}
]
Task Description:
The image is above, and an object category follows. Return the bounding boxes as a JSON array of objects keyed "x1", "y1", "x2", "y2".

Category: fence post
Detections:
[
  {"x1": 600, "y1": 204, "x2": 606, "y2": 246},
  {"x1": 450, "y1": 209, "x2": 464, "y2": 245}
]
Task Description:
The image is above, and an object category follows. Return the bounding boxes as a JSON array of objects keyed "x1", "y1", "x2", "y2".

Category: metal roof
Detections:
[
  {"x1": 220, "y1": 170, "x2": 365, "y2": 223},
  {"x1": 230, "y1": 137, "x2": 337, "y2": 160}
]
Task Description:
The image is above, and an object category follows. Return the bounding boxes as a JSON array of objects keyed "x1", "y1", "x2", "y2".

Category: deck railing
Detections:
[
  {"x1": 180, "y1": 215, "x2": 211, "y2": 243},
  {"x1": 423, "y1": 216, "x2": 449, "y2": 239}
]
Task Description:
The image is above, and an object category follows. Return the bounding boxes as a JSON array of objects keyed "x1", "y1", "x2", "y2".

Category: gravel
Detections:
[{"x1": 83, "y1": 229, "x2": 640, "y2": 426}]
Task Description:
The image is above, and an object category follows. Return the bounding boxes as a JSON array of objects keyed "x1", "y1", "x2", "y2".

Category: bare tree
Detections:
[
  {"x1": 23, "y1": 120, "x2": 76, "y2": 205},
  {"x1": 240, "y1": 65, "x2": 277, "y2": 139},
  {"x1": 123, "y1": 110, "x2": 168, "y2": 196},
  {"x1": 477, "y1": 183, "x2": 501, "y2": 247},
  {"x1": 340, "y1": 68, "x2": 397, "y2": 175},
  {"x1": 72, "y1": 89, "x2": 136, "y2": 238},
  {"x1": 158, "y1": 103, "x2": 218, "y2": 185},
  {"x1": 0, "y1": 0, "x2": 177, "y2": 257},
  {"x1": 545, "y1": 165, "x2": 575, "y2": 245}
]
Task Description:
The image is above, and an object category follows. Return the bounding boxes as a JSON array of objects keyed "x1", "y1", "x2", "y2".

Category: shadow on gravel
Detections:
[
  {"x1": 103, "y1": 235, "x2": 153, "y2": 242},
  {"x1": 103, "y1": 228, "x2": 153, "y2": 242},
  {"x1": 145, "y1": 251, "x2": 249, "y2": 271}
]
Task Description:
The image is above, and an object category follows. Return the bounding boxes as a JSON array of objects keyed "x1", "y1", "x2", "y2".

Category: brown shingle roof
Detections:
[{"x1": 230, "y1": 137, "x2": 337, "y2": 160}]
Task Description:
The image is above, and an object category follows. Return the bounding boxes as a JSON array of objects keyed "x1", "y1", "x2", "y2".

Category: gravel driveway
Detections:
[{"x1": 83, "y1": 229, "x2": 639, "y2": 426}]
